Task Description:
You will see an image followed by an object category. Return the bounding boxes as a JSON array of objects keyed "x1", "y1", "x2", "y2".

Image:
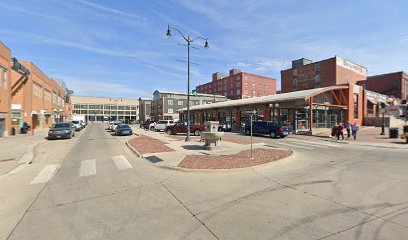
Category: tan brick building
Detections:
[
  {"x1": 281, "y1": 56, "x2": 367, "y2": 93},
  {"x1": 0, "y1": 42, "x2": 11, "y2": 137}
]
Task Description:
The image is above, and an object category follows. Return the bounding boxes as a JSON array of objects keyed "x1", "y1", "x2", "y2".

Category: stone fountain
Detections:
[{"x1": 200, "y1": 121, "x2": 224, "y2": 150}]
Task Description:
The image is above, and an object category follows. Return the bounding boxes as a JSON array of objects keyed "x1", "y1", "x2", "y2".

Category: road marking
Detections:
[
  {"x1": 79, "y1": 159, "x2": 96, "y2": 177},
  {"x1": 276, "y1": 142, "x2": 315, "y2": 150},
  {"x1": 30, "y1": 164, "x2": 60, "y2": 184},
  {"x1": 299, "y1": 140, "x2": 342, "y2": 147},
  {"x1": 288, "y1": 141, "x2": 329, "y2": 148},
  {"x1": 112, "y1": 155, "x2": 133, "y2": 170}
]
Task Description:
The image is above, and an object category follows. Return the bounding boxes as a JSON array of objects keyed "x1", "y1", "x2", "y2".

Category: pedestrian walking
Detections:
[
  {"x1": 331, "y1": 124, "x2": 338, "y2": 139},
  {"x1": 337, "y1": 123, "x2": 344, "y2": 140},
  {"x1": 345, "y1": 121, "x2": 351, "y2": 139},
  {"x1": 351, "y1": 123, "x2": 359, "y2": 140}
]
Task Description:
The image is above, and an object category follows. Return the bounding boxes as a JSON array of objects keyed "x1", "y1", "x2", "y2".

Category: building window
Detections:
[
  {"x1": 168, "y1": 99, "x2": 173, "y2": 105},
  {"x1": 168, "y1": 108, "x2": 173, "y2": 114},
  {"x1": 237, "y1": 89, "x2": 241, "y2": 94},
  {"x1": 354, "y1": 94, "x2": 359, "y2": 119},
  {"x1": 178, "y1": 100, "x2": 183, "y2": 106},
  {"x1": 315, "y1": 75, "x2": 320, "y2": 83},
  {"x1": 293, "y1": 79, "x2": 298, "y2": 86},
  {"x1": 293, "y1": 69, "x2": 297, "y2": 76},
  {"x1": 315, "y1": 63, "x2": 320, "y2": 72},
  {"x1": 3, "y1": 70, "x2": 7, "y2": 89}
]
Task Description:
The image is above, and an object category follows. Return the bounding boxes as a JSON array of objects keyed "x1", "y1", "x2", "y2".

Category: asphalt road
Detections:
[{"x1": 2, "y1": 123, "x2": 408, "y2": 240}]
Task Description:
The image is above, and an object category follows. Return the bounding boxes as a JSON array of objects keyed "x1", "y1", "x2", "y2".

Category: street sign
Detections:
[
  {"x1": 191, "y1": 89, "x2": 198, "y2": 95},
  {"x1": 246, "y1": 110, "x2": 257, "y2": 115}
]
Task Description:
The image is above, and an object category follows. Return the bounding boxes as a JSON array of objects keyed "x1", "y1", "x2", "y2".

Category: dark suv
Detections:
[{"x1": 245, "y1": 121, "x2": 292, "y2": 138}]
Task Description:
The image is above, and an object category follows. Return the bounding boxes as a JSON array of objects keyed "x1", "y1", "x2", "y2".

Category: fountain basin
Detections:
[{"x1": 200, "y1": 131, "x2": 224, "y2": 151}]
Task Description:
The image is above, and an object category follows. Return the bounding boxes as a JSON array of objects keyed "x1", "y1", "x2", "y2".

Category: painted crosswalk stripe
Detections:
[
  {"x1": 112, "y1": 155, "x2": 133, "y2": 170},
  {"x1": 30, "y1": 164, "x2": 60, "y2": 185},
  {"x1": 299, "y1": 140, "x2": 341, "y2": 147},
  {"x1": 277, "y1": 142, "x2": 315, "y2": 150},
  {"x1": 289, "y1": 141, "x2": 329, "y2": 148},
  {"x1": 79, "y1": 159, "x2": 96, "y2": 177}
]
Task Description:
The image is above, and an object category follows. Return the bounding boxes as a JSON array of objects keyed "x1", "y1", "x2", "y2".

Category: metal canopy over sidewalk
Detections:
[{"x1": 179, "y1": 84, "x2": 363, "y2": 134}]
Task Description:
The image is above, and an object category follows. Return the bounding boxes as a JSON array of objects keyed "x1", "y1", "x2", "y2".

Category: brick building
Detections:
[
  {"x1": 359, "y1": 71, "x2": 408, "y2": 100},
  {"x1": 281, "y1": 56, "x2": 367, "y2": 93},
  {"x1": 10, "y1": 60, "x2": 70, "y2": 131},
  {"x1": 138, "y1": 98, "x2": 152, "y2": 122},
  {"x1": 0, "y1": 42, "x2": 11, "y2": 137},
  {"x1": 196, "y1": 69, "x2": 277, "y2": 100},
  {"x1": 151, "y1": 90, "x2": 228, "y2": 121}
]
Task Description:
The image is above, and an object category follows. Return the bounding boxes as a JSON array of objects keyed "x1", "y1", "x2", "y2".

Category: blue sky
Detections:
[{"x1": 1, "y1": 0, "x2": 407, "y2": 98}]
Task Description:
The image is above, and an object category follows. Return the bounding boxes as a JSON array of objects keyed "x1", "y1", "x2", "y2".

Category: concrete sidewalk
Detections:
[
  {"x1": 288, "y1": 126, "x2": 407, "y2": 149},
  {"x1": 0, "y1": 129, "x2": 48, "y2": 175},
  {"x1": 130, "y1": 127, "x2": 290, "y2": 169}
]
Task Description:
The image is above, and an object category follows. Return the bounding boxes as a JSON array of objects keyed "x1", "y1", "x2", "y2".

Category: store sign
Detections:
[{"x1": 336, "y1": 56, "x2": 367, "y2": 77}]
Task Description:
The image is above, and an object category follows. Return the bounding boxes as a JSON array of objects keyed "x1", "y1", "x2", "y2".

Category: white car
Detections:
[
  {"x1": 154, "y1": 120, "x2": 176, "y2": 132},
  {"x1": 109, "y1": 121, "x2": 122, "y2": 131},
  {"x1": 69, "y1": 120, "x2": 82, "y2": 131}
]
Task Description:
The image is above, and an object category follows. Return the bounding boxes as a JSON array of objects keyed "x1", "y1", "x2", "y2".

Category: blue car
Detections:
[{"x1": 245, "y1": 121, "x2": 292, "y2": 138}]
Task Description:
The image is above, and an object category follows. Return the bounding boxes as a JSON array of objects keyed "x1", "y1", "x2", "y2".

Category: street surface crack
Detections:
[{"x1": 161, "y1": 182, "x2": 220, "y2": 240}]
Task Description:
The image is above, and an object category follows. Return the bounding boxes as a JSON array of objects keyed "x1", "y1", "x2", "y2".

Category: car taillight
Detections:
[{"x1": 279, "y1": 127, "x2": 283, "y2": 132}]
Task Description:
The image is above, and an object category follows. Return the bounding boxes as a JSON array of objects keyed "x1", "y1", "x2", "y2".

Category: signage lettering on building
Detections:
[{"x1": 336, "y1": 56, "x2": 367, "y2": 77}]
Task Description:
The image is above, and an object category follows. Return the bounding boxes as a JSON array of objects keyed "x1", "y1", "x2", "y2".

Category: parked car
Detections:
[
  {"x1": 69, "y1": 120, "x2": 83, "y2": 131},
  {"x1": 109, "y1": 121, "x2": 122, "y2": 131},
  {"x1": 165, "y1": 122, "x2": 206, "y2": 135},
  {"x1": 48, "y1": 123, "x2": 75, "y2": 140},
  {"x1": 154, "y1": 120, "x2": 176, "y2": 132},
  {"x1": 244, "y1": 121, "x2": 292, "y2": 138},
  {"x1": 140, "y1": 120, "x2": 155, "y2": 130},
  {"x1": 218, "y1": 122, "x2": 232, "y2": 132},
  {"x1": 115, "y1": 124, "x2": 133, "y2": 136}
]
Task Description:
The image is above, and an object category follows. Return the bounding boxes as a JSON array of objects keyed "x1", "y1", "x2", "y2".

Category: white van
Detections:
[{"x1": 154, "y1": 120, "x2": 176, "y2": 132}]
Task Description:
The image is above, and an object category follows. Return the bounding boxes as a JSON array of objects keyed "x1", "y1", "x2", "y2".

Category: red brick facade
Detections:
[
  {"x1": 281, "y1": 56, "x2": 367, "y2": 93},
  {"x1": 0, "y1": 42, "x2": 11, "y2": 136},
  {"x1": 358, "y1": 72, "x2": 408, "y2": 100},
  {"x1": 196, "y1": 69, "x2": 277, "y2": 100}
]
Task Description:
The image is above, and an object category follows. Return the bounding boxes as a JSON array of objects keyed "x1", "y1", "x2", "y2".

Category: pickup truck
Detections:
[
  {"x1": 244, "y1": 121, "x2": 292, "y2": 138},
  {"x1": 165, "y1": 122, "x2": 206, "y2": 136}
]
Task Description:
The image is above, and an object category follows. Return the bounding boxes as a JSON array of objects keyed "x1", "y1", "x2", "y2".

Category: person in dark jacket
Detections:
[{"x1": 337, "y1": 123, "x2": 344, "y2": 140}]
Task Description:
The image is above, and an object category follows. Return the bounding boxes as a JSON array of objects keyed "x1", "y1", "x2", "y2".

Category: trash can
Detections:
[
  {"x1": 389, "y1": 128, "x2": 399, "y2": 138},
  {"x1": 11, "y1": 127, "x2": 16, "y2": 136}
]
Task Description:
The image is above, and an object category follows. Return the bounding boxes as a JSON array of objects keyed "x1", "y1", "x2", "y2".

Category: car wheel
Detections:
[
  {"x1": 270, "y1": 131, "x2": 276, "y2": 138},
  {"x1": 218, "y1": 127, "x2": 223, "y2": 132},
  {"x1": 166, "y1": 129, "x2": 172, "y2": 135},
  {"x1": 150, "y1": 126, "x2": 154, "y2": 131},
  {"x1": 194, "y1": 130, "x2": 201, "y2": 136},
  {"x1": 245, "y1": 129, "x2": 250, "y2": 135}
]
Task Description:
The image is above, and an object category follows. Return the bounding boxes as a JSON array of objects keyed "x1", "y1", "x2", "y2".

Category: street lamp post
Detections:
[
  {"x1": 166, "y1": 25, "x2": 209, "y2": 142},
  {"x1": 380, "y1": 103, "x2": 386, "y2": 135}
]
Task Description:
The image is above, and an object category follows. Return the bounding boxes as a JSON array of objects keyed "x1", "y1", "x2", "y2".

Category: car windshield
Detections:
[
  {"x1": 157, "y1": 121, "x2": 167, "y2": 124},
  {"x1": 71, "y1": 121, "x2": 79, "y2": 124},
  {"x1": 118, "y1": 124, "x2": 130, "y2": 128},
  {"x1": 53, "y1": 123, "x2": 71, "y2": 128}
]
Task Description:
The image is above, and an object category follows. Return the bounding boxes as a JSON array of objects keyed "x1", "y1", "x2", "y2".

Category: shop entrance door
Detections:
[
  {"x1": 329, "y1": 114, "x2": 337, "y2": 127},
  {"x1": 0, "y1": 118, "x2": 5, "y2": 137}
]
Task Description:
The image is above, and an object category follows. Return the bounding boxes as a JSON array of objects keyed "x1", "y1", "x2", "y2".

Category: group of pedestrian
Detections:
[{"x1": 331, "y1": 121, "x2": 359, "y2": 140}]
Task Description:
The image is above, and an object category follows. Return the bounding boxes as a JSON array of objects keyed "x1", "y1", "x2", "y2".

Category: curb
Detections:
[
  {"x1": 155, "y1": 146, "x2": 295, "y2": 172},
  {"x1": 16, "y1": 138, "x2": 46, "y2": 164},
  {"x1": 125, "y1": 140, "x2": 143, "y2": 158}
]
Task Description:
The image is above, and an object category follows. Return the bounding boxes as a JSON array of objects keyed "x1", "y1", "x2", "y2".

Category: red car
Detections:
[{"x1": 165, "y1": 122, "x2": 206, "y2": 136}]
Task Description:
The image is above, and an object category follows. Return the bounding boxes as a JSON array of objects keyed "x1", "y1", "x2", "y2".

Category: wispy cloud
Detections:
[
  {"x1": 253, "y1": 59, "x2": 291, "y2": 73},
  {"x1": 63, "y1": 76, "x2": 151, "y2": 98},
  {"x1": 74, "y1": 0, "x2": 146, "y2": 26},
  {"x1": 0, "y1": 2, "x2": 67, "y2": 22}
]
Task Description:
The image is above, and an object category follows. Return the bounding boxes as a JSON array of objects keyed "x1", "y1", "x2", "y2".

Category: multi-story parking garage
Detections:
[
  {"x1": 71, "y1": 96, "x2": 139, "y2": 122},
  {"x1": 179, "y1": 83, "x2": 391, "y2": 134}
]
